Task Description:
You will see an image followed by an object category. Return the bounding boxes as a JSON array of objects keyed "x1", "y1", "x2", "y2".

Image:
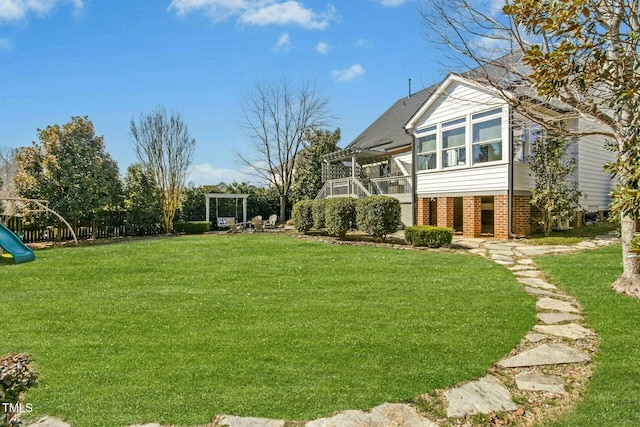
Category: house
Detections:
[{"x1": 318, "y1": 65, "x2": 615, "y2": 239}]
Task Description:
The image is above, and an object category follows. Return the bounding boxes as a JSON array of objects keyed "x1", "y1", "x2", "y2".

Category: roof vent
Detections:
[{"x1": 408, "y1": 78, "x2": 412, "y2": 98}]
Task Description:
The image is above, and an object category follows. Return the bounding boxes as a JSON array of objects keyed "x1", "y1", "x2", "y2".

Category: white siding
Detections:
[
  {"x1": 413, "y1": 80, "x2": 510, "y2": 196},
  {"x1": 513, "y1": 162, "x2": 535, "y2": 192},
  {"x1": 575, "y1": 119, "x2": 616, "y2": 210},
  {"x1": 417, "y1": 164, "x2": 508, "y2": 195},
  {"x1": 414, "y1": 82, "x2": 506, "y2": 130}
]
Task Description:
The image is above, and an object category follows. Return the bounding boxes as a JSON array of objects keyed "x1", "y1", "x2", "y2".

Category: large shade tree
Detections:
[
  {"x1": 239, "y1": 78, "x2": 332, "y2": 221},
  {"x1": 291, "y1": 127, "x2": 341, "y2": 204},
  {"x1": 123, "y1": 163, "x2": 163, "y2": 235},
  {"x1": 421, "y1": 0, "x2": 640, "y2": 296},
  {"x1": 14, "y1": 116, "x2": 122, "y2": 228},
  {"x1": 130, "y1": 106, "x2": 196, "y2": 234}
]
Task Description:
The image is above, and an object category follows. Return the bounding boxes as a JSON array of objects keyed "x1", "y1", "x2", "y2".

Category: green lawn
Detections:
[
  {"x1": 0, "y1": 234, "x2": 535, "y2": 427},
  {"x1": 536, "y1": 245, "x2": 640, "y2": 426}
]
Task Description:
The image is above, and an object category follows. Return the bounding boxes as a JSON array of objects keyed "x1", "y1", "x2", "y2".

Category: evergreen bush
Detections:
[
  {"x1": 174, "y1": 221, "x2": 211, "y2": 234},
  {"x1": 356, "y1": 196, "x2": 401, "y2": 240},
  {"x1": 312, "y1": 199, "x2": 327, "y2": 230},
  {"x1": 292, "y1": 200, "x2": 315, "y2": 233},
  {"x1": 404, "y1": 225, "x2": 453, "y2": 248},
  {"x1": 325, "y1": 198, "x2": 356, "y2": 239}
]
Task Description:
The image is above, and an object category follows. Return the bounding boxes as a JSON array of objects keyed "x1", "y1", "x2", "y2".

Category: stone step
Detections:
[
  {"x1": 305, "y1": 403, "x2": 438, "y2": 427},
  {"x1": 444, "y1": 375, "x2": 517, "y2": 418},
  {"x1": 498, "y1": 343, "x2": 591, "y2": 368},
  {"x1": 515, "y1": 371, "x2": 565, "y2": 394}
]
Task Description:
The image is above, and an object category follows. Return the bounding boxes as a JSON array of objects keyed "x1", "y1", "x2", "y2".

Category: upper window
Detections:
[
  {"x1": 442, "y1": 119, "x2": 466, "y2": 167},
  {"x1": 416, "y1": 126, "x2": 437, "y2": 171},
  {"x1": 472, "y1": 114, "x2": 502, "y2": 164}
]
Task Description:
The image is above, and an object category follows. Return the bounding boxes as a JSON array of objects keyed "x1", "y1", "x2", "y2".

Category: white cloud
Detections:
[
  {"x1": 187, "y1": 163, "x2": 260, "y2": 186},
  {"x1": 332, "y1": 64, "x2": 365, "y2": 82},
  {"x1": 0, "y1": 0, "x2": 83, "y2": 22},
  {"x1": 274, "y1": 31, "x2": 292, "y2": 51},
  {"x1": 315, "y1": 41, "x2": 331, "y2": 54},
  {"x1": 373, "y1": 0, "x2": 407, "y2": 6},
  {"x1": 355, "y1": 38, "x2": 372, "y2": 49},
  {"x1": 168, "y1": 0, "x2": 335, "y2": 30}
]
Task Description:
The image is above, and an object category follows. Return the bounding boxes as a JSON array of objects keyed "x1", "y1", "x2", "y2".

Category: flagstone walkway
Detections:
[{"x1": 27, "y1": 234, "x2": 619, "y2": 427}]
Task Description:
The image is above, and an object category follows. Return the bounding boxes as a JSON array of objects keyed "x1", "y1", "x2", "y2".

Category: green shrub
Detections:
[
  {"x1": 292, "y1": 200, "x2": 315, "y2": 233},
  {"x1": 325, "y1": 198, "x2": 356, "y2": 239},
  {"x1": 1, "y1": 353, "x2": 38, "y2": 427},
  {"x1": 356, "y1": 196, "x2": 401, "y2": 240},
  {"x1": 405, "y1": 225, "x2": 453, "y2": 248},
  {"x1": 312, "y1": 199, "x2": 327, "y2": 230},
  {"x1": 174, "y1": 221, "x2": 211, "y2": 234}
]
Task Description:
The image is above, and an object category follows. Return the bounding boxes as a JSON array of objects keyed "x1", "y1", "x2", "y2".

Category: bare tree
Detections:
[
  {"x1": 0, "y1": 147, "x2": 18, "y2": 215},
  {"x1": 130, "y1": 106, "x2": 196, "y2": 234},
  {"x1": 420, "y1": 0, "x2": 640, "y2": 296},
  {"x1": 239, "y1": 78, "x2": 331, "y2": 221}
]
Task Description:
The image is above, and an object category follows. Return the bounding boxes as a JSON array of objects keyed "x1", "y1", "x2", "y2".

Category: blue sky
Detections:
[{"x1": 0, "y1": 0, "x2": 449, "y2": 185}]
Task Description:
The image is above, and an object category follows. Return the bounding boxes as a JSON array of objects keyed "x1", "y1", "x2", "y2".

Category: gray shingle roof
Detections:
[{"x1": 347, "y1": 84, "x2": 438, "y2": 152}]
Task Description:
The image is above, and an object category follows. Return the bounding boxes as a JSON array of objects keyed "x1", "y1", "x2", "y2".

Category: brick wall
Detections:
[
  {"x1": 463, "y1": 196, "x2": 482, "y2": 237},
  {"x1": 416, "y1": 198, "x2": 430, "y2": 226},
  {"x1": 495, "y1": 195, "x2": 509, "y2": 239},
  {"x1": 437, "y1": 197, "x2": 454, "y2": 228},
  {"x1": 513, "y1": 195, "x2": 531, "y2": 237}
]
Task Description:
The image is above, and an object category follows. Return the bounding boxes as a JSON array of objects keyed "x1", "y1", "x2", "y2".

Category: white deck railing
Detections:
[{"x1": 316, "y1": 176, "x2": 411, "y2": 199}]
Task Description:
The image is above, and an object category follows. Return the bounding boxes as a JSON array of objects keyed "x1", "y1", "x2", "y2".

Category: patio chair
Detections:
[
  {"x1": 265, "y1": 214, "x2": 278, "y2": 229},
  {"x1": 226, "y1": 218, "x2": 242, "y2": 233},
  {"x1": 252, "y1": 216, "x2": 264, "y2": 232}
]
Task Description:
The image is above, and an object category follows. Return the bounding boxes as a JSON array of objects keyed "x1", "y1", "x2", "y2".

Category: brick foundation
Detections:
[
  {"x1": 463, "y1": 196, "x2": 482, "y2": 237},
  {"x1": 416, "y1": 198, "x2": 430, "y2": 226},
  {"x1": 494, "y1": 195, "x2": 509, "y2": 239},
  {"x1": 512, "y1": 195, "x2": 531, "y2": 237},
  {"x1": 437, "y1": 197, "x2": 455, "y2": 229}
]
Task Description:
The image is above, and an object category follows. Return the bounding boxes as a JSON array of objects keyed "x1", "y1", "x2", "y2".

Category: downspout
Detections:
[
  {"x1": 508, "y1": 105, "x2": 518, "y2": 238},
  {"x1": 407, "y1": 128, "x2": 417, "y2": 226}
]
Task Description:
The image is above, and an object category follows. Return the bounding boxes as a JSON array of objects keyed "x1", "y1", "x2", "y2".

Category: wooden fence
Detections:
[{"x1": 1, "y1": 212, "x2": 138, "y2": 244}]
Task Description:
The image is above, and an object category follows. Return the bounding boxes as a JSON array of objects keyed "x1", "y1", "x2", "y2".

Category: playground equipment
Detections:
[
  {"x1": 0, "y1": 197, "x2": 78, "y2": 247},
  {"x1": 0, "y1": 222, "x2": 35, "y2": 263}
]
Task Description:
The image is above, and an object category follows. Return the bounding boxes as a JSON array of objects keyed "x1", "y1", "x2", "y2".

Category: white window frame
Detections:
[
  {"x1": 416, "y1": 125, "x2": 437, "y2": 171},
  {"x1": 471, "y1": 108, "x2": 503, "y2": 165},
  {"x1": 441, "y1": 117, "x2": 466, "y2": 168}
]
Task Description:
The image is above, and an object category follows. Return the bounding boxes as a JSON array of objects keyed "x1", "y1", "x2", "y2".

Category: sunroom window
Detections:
[
  {"x1": 416, "y1": 126, "x2": 437, "y2": 171},
  {"x1": 442, "y1": 118, "x2": 466, "y2": 168},
  {"x1": 472, "y1": 113, "x2": 502, "y2": 164}
]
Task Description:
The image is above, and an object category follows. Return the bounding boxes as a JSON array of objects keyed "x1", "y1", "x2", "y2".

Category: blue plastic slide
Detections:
[{"x1": 0, "y1": 222, "x2": 35, "y2": 264}]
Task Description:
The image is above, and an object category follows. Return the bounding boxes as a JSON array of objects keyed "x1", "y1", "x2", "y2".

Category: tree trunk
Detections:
[
  {"x1": 612, "y1": 215, "x2": 640, "y2": 297},
  {"x1": 279, "y1": 194, "x2": 288, "y2": 224}
]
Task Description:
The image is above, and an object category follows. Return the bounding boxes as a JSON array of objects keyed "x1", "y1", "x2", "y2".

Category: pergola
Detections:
[{"x1": 204, "y1": 193, "x2": 249, "y2": 225}]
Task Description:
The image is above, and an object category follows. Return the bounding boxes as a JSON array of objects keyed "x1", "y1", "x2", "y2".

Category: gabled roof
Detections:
[
  {"x1": 346, "y1": 84, "x2": 438, "y2": 152},
  {"x1": 342, "y1": 54, "x2": 525, "y2": 153}
]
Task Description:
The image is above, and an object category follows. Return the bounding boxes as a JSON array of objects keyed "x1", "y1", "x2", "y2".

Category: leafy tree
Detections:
[
  {"x1": 529, "y1": 130, "x2": 581, "y2": 236},
  {"x1": 14, "y1": 116, "x2": 122, "y2": 229},
  {"x1": 130, "y1": 106, "x2": 196, "y2": 234},
  {"x1": 291, "y1": 127, "x2": 341, "y2": 204},
  {"x1": 421, "y1": 0, "x2": 640, "y2": 295},
  {"x1": 239, "y1": 78, "x2": 332, "y2": 221},
  {"x1": 179, "y1": 184, "x2": 219, "y2": 222},
  {"x1": 123, "y1": 163, "x2": 163, "y2": 235}
]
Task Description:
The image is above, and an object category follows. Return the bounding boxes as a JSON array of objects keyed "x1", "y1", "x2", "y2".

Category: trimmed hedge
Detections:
[
  {"x1": 356, "y1": 196, "x2": 401, "y2": 240},
  {"x1": 312, "y1": 199, "x2": 327, "y2": 230},
  {"x1": 174, "y1": 221, "x2": 211, "y2": 234},
  {"x1": 325, "y1": 198, "x2": 356, "y2": 239},
  {"x1": 404, "y1": 225, "x2": 453, "y2": 248},
  {"x1": 292, "y1": 200, "x2": 315, "y2": 233}
]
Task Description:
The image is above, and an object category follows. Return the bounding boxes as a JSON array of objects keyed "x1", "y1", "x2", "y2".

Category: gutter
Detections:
[{"x1": 410, "y1": 131, "x2": 417, "y2": 226}]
